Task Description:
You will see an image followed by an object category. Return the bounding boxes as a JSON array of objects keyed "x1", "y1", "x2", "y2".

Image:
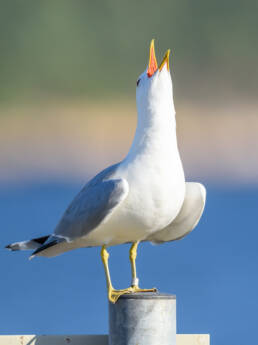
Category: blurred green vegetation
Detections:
[{"x1": 0, "y1": 0, "x2": 257, "y2": 104}]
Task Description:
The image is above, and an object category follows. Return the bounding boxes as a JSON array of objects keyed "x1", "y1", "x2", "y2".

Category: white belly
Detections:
[{"x1": 83, "y1": 157, "x2": 185, "y2": 247}]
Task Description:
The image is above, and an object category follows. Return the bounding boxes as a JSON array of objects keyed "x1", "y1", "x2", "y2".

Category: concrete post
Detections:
[{"x1": 109, "y1": 292, "x2": 176, "y2": 345}]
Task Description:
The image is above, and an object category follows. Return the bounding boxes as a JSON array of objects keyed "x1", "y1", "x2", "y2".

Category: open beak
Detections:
[
  {"x1": 147, "y1": 39, "x2": 158, "y2": 78},
  {"x1": 159, "y1": 49, "x2": 170, "y2": 72}
]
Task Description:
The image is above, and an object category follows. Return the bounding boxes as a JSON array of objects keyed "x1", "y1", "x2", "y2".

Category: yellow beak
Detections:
[
  {"x1": 147, "y1": 39, "x2": 158, "y2": 77},
  {"x1": 159, "y1": 49, "x2": 170, "y2": 72}
]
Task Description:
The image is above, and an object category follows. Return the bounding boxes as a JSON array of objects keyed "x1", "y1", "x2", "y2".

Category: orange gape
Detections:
[{"x1": 147, "y1": 40, "x2": 158, "y2": 77}]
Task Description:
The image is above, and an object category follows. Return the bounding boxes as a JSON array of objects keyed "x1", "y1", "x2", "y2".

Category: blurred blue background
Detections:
[{"x1": 0, "y1": 1, "x2": 257, "y2": 345}]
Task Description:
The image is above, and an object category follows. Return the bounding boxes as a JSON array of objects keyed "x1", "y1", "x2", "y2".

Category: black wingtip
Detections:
[
  {"x1": 31, "y1": 237, "x2": 63, "y2": 256},
  {"x1": 5, "y1": 244, "x2": 16, "y2": 251}
]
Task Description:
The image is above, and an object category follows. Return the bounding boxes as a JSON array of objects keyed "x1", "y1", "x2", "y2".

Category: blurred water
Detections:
[{"x1": 0, "y1": 183, "x2": 257, "y2": 345}]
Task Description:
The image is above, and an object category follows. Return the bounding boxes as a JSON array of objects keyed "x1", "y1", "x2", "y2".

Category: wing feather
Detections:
[
  {"x1": 147, "y1": 182, "x2": 206, "y2": 244},
  {"x1": 54, "y1": 178, "x2": 129, "y2": 240}
]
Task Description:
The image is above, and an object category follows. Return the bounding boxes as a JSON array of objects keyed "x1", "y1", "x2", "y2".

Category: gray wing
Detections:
[
  {"x1": 54, "y1": 163, "x2": 129, "y2": 240},
  {"x1": 147, "y1": 182, "x2": 206, "y2": 244}
]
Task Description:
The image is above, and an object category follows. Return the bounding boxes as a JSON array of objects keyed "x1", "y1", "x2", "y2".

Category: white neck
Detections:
[{"x1": 126, "y1": 98, "x2": 178, "y2": 161}]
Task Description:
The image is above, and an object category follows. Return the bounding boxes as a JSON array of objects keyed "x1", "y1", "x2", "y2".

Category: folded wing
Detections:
[
  {"x1": 147, "y1": 182, "x2": 206, "y2": 244},
  {"x1": 31, "y1": 177, "x2": 129, "y2": 257}
]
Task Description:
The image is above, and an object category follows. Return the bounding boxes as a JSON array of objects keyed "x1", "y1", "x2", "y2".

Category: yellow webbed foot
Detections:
[
  {"x1": 108, "y1": 287, "x2": 134, "y2": 303},
  {"x1": 131, "y1": 285, "x2": 157, "y2": 293},
  {"x1": 109, "y1": 286, "x2": 157, "y2": 303}
]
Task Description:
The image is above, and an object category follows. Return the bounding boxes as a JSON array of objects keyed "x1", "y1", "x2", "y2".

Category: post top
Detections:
[{"x1": 116, "y1": 291, "x2": 176, "y2": 300}]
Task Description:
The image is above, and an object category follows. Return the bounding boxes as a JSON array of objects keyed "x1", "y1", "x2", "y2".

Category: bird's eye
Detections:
[{"x1": 136, "y1": 78, "x2": 140, "y2": 86}]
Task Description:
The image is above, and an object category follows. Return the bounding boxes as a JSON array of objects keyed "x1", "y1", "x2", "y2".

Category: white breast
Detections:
[{"x1": 94, "y1": 124, "x2": 186, "y2": 245}]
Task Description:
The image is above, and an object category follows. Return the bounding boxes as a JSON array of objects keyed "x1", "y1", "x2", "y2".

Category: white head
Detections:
[{"x1": 136, "y1": 40, "x2": 175, "y2": 125}]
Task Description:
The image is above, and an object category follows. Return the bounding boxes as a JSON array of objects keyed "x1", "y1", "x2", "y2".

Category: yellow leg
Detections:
[
  {"x1": 129, "y1": 241, "x2": 157, "y2": 293},
  {"x1": 101, "y1": 245, "x2": 133, "y2": 303},
  {"x1": 129, "y1": 241, "x2": 139, "y2": 287}
]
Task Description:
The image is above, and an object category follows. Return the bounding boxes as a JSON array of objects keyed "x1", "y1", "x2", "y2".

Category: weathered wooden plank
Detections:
[
  {"x1": 0, "y1": 334, "x2": 210, "y2": 345},
  {"x1": 177, "y1": 334, "x2": 210, "y2": 345}
]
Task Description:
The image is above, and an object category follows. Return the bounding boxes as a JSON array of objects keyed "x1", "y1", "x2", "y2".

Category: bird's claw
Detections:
[
  {"x1": 131, "y1": 285, "x2": 157, "y2": 293},
  {"x1": 108, "y1": 286, "x2": 157, "y2": 303},
  {"x1": 109, "y1": 287, "x2": 133, "y2": 303}
]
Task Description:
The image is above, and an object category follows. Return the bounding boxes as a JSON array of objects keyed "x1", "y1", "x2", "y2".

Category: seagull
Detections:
[{"x1": 6, "y1": 40, "x2": 206, "y2": 303}]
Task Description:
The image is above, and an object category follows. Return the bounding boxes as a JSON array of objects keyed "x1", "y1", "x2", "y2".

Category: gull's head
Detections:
[{"x1": 136, "y1": 39, "x2": 174, "y2": 119}]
